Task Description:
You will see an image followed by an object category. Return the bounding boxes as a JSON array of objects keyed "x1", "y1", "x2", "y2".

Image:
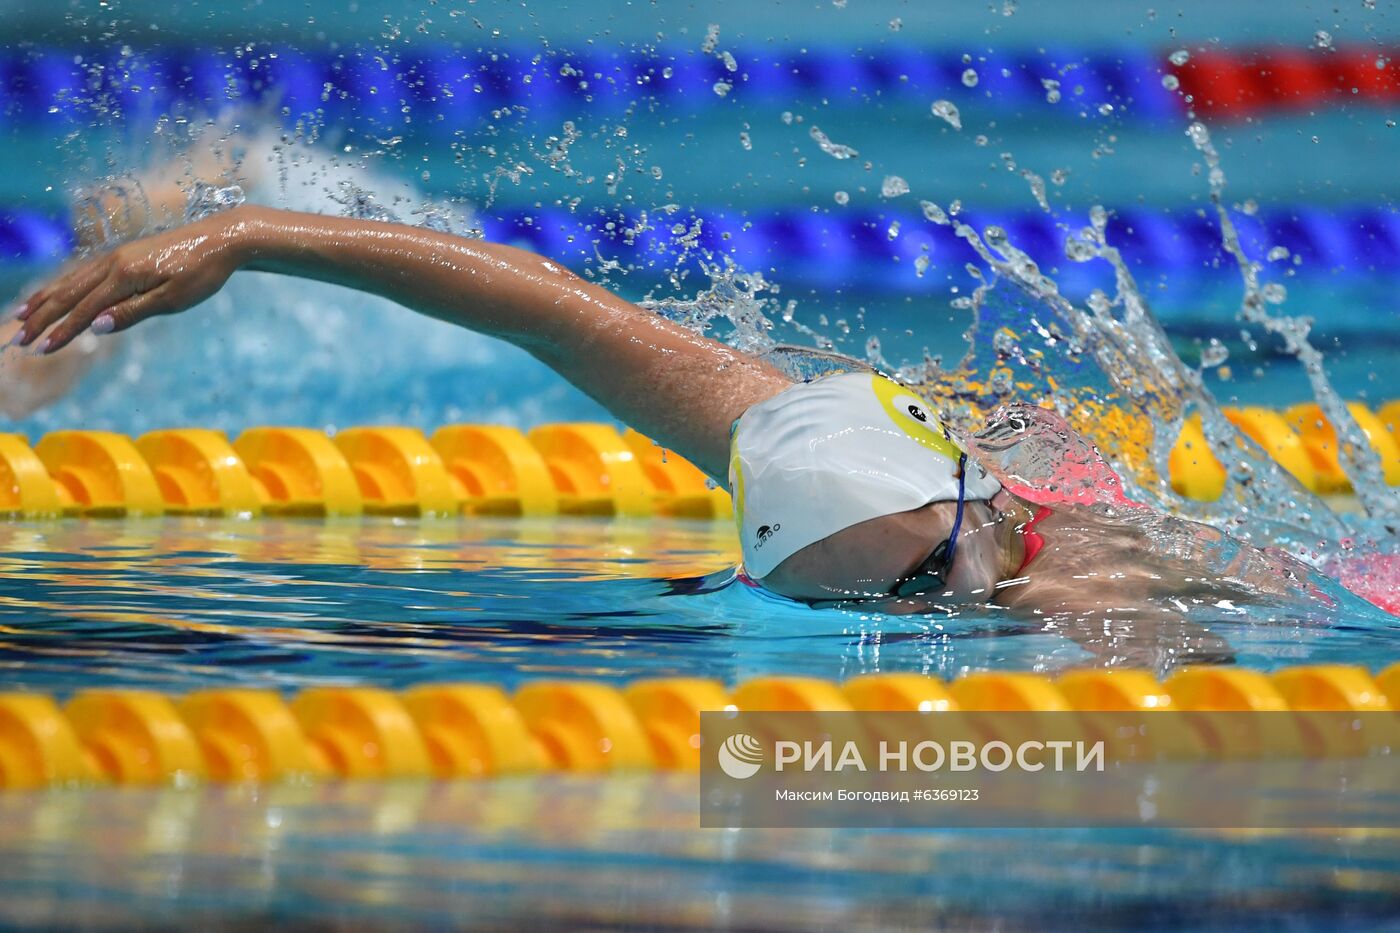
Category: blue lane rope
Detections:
[
  {"x1": 1, "y1": 44, "x2": 1183, "y2": 126},
  {"x1": 4, "y1": 205, "x2": 1400, "y2": 289}
]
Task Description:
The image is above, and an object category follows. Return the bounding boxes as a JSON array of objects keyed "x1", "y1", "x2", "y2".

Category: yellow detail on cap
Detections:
[
  {"x1": 869, "y1": 374, "x2": 963, "y2": 463},
  {"x1": 728, "y1": 428, "x2": 750, "y2": 529}
]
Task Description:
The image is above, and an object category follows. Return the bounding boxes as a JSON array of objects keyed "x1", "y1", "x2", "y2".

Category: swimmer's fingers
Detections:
[
  {"x1": 11, "y1": 256, "x2": 114, "y2": 341},
  {"x1": 81, "y1": 264, "x2": 228, "y2": 342},
  {"x1": 36, "y1": 280, "x2": 151, "y2": 353},
  {"x1": 83, "y1": 283, "x2": 182, "y2": 338},
  {"x1": 22, "y1": 257, "x2": 157, "y2": 354}
]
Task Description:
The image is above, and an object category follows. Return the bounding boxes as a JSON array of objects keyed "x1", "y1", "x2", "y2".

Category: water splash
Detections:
[
  {"x1": 965, "y1": 403, "x2": 1141, "y2": 509},
  {"x1": 183, "y1": 180, "x2": 247, "y2": 223},
  {"x1": 1184, "y1": 119, "x2": 1400, "y2": 526},
  {"x1": 641, "y1": 258, "x2": 788, "y2": 355}
]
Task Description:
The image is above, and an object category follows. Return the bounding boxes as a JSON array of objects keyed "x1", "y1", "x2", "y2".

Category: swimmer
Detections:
[{"x1": 9, "y1": 205, "x2": 1327, "y2": 666}]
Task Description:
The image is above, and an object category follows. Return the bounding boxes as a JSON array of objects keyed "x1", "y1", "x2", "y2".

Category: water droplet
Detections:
[
  {"x1": 1314, "y1": 30, "x2": 1334, "y2": 50},
  {"x1": 881, "y1": 175, "x2": 910, "y2": 198},
  {"x1": 888, "y1": 17, "x2": 902, "y2": 31},
  {"x1": 1261, "y1": 283, "x2": 1287, "y2": 304},
  {"x1": 1169, "y1": 49, "x2": 1190, "y2": 66},
  {"x1": 1041, "y1": 78, "x2": 1061, "y2": 104},
  {"x1": 920, "y1": 200, "x2": 949, "y2": 225},
  {"x1": 834, "y1": 190, "x2": 849, "y2": 205},
  {"x1": 739, "y1": 130, "x2": 752, "y2": 150},
  {"x1": 1200, "y1": 338, "x2": 1229, "y2": 369},
  {"x1": 1161, "y1": 74, "x2": 1180, "y2": 90},
  {"x1": 712, "y1": 80, "x2": 732, "y2": 97},
  {"x1": 701, "y1": 23, "x2": 721, "y2": 54},
  {"x1": 961, "y1": 68, "x2": 979, "y2": 88},
  {"x1": 887, "y1": 220, "x2": 901, "y2": 240},
  {"x1": 1267, "y1": 245, "x2": 1290, "y2": 262},
  {"x1": 809, "y1": 126, "x2": 858, "y2": 159},
  {"x1": 930, "y1": 99, "x2": 962, "y2": 129}
]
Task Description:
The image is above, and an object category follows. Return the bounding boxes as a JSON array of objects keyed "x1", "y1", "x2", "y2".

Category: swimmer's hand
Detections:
[{"x1": 13, "y1": 210, "x2": 252, "y2": 355}]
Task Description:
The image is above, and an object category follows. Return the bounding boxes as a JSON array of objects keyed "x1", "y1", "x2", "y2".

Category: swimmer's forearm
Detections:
[
  {"x1": 236, "y1": 205, "x2": 598, "y2": 347},
  {"x1": 233, "y1": 206, "x2": 789, "y2": 478}
]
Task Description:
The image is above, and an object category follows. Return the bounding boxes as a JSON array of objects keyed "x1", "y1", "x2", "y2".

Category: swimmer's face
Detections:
[{"x1": 760, "y1": 498, "x2": 1012, "y2": 611}]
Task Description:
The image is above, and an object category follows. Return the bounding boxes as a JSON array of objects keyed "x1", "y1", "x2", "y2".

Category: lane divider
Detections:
[
  {"x1": 11, "y1": 204, "x2": 1400, "y2": 287},
  {"x1": 1168, "y1": 401, "x2": 1400, "y2": 501},
  {"x1": 2, "y1": 44, "x2": 1396, "y2": 131},
  {"x1": 0, "y1": 422, "x2": 731, "y2": 520},
  {"x1": 1171, "y1": 47, "x2": 1400, "y2": 119},
  {"x1": 1, "y1": 402, "x2": 1394, "y2": 517},
  {"x1": 0, "y1": 663, "x2": 1395, "y2": 789},
  {"x1": 0, "y1": 44, "x2": 1175, "y2": 131},
  {"x1": 234, "y1": 426, "x2": 363, "y2": 517}
]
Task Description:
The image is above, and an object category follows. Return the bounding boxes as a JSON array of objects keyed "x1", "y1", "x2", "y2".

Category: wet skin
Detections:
[
  {"x1": 12, "y1": 204, "x2": 1320, "y2": 668},
  {"x1": 760, "y1": 489, "x2": 1319, "y2": 668}
]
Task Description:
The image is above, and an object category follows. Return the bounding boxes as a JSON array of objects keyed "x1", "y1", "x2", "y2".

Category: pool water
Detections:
[
  {"x1": 1, "y1": 520, "x2": 1399, "y2": 929},
  {"x1": 3, "y1": 1, "x2": 1400, "y2": 927},
  {"x1": 2, "y1": 517, "x2": 1397, "y2": 700},
  {"x1": 2, "y1": 777, "x2": 1399, "y2": 929}
]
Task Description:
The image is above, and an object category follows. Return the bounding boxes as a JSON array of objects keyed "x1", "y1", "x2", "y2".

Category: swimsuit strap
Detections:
[{"x1": 1014, "y1": 506, "x2": 1054, "y2": 577}]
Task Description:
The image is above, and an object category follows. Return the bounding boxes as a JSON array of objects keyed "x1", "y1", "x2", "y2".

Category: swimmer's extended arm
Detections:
[{"x1": 14, "y1": 205, "x2": 791, "y2": 479}]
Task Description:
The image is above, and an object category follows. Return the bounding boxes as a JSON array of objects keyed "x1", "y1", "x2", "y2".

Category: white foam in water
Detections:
[{"x1": 6, "y1": 131, "x2": 605, "y2": 434}]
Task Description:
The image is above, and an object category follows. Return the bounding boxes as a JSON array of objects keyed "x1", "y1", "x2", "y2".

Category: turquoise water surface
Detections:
[
  {"x1": 3, "y1": 0, "x2": 1400, "y2": 928},
  {"x1": 2, "y1": 518, "x2": 1398, "y2": 698},
  {"x1": 0, "y1": 518, "x2": 1398, "y2": 929}
]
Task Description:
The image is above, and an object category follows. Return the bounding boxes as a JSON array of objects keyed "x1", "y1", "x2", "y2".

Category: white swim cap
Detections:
[{"x1": 728, "y1": 372, "x2": 1002, "y2": 579}]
